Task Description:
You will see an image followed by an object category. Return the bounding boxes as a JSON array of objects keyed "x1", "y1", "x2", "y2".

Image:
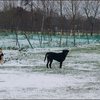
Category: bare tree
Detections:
[
  {"x1": 2, "y1": 0, "x2": 21, "y2": 48},
  {"x1": 10, "y1": 0, "x2": 33, "y2": 49},
  {"x1": 38, "y1": 0, "x2": 57, "y2": 47},
  {"x1": 2, "y1": 0, "x2": 18, "y2": 11},
  {"x1": 57, "y1": 0, "x2": 63, "y2": 47},
  {"x1": 65, "y1": 0, "x2": 80, "y2": 46},
  {"x1": 83, "y1": 0, "x2": 100, "y2": 36}
]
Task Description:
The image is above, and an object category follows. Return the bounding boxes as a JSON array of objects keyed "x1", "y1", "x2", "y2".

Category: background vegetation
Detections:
[
  {"x1": 0, "y1": 0, "x2": 100, "y2": 34},
  {"x1": 0, "y1": 0, "x2": 100, "y2": 48}
]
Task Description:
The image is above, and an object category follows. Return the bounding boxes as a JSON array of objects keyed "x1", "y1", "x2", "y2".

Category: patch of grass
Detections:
[{"x1": 71, "y1": 44, "x2": 100, "y2": 54}]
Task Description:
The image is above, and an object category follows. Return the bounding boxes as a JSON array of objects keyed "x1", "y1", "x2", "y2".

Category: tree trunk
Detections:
[
  {"x1": 23, "y1": 32, "x2": 33, "y2": 49},
  {"x1": 91, "y1": 23, "x2": 94, "y2": 36},
  {"x1": 15, "y1": 30, "x2": 20, "y2": 49}
]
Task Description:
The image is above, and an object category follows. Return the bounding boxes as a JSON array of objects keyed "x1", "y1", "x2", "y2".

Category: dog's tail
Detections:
[{"x1": 44, "y1": 53, "x2": 48, "y2": 62}]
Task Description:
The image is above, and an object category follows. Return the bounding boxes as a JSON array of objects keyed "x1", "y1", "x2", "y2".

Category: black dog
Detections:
[{"x1": 44, "y1": 50, "x2": 69, "y2": 68}]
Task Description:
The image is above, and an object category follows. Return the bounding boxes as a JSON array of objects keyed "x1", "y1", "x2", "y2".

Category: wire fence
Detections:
[{"x1": 0, "y1": 32, "x2": 100, "y2": 49}]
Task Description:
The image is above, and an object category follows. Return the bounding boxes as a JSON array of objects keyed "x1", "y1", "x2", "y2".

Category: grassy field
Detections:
[
  {"x1": 0, "y1": 43, "x2": 100, "y2": 99},
  {"x1": 0, "y1": 32, "x2": 100, "y2": 99}
]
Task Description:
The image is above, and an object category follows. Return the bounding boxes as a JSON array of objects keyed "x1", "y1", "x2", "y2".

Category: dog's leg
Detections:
[
  {"x1": 46, "y1": 59, "x2": 49, "y2": 68},
  {"x1": 60, "y1": 62, "x2": 62, "y2": 68},
  {"x1": 49, "y1": 60, "x2": 53, "y2": 69}
]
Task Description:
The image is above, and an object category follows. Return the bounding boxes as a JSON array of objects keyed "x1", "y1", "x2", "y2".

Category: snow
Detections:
[
  {"x1": 0, "y1": 34, "x2": 100, "y2": 99},
  {"x1": 0, "y1": 69, "x2": 98, "y2": 99}
]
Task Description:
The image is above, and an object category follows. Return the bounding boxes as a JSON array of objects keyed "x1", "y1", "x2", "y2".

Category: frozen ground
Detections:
[{"x1": 0, "y1": 43, "x2": 100, "y2": 99}]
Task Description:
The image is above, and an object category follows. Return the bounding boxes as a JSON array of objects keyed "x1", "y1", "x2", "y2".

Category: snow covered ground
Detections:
[{"x1": 0, "y1": 34, "x2": 100, "y2": 99}]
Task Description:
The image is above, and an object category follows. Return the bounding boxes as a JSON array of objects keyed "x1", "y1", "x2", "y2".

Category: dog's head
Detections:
[{"x1": 62, "y1": 49, "x2": 69, "y2": 55}]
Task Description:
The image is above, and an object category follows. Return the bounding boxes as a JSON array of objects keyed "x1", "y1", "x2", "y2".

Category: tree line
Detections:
[{"x1": 0, "y1": 0, "x2": 100, "y2": 35}]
